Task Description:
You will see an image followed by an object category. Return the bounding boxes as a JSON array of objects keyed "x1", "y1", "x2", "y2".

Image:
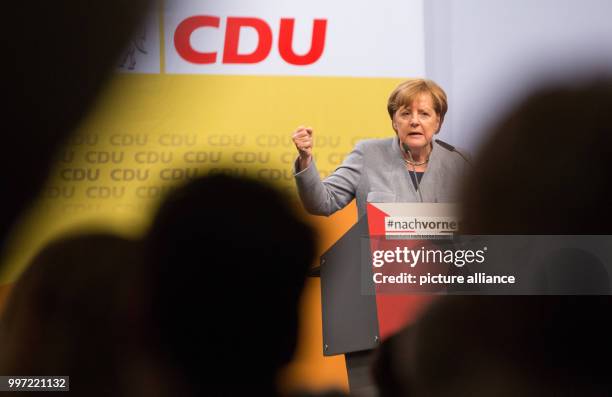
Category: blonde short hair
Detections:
[{"x1": 387, "y1": 78, "x2": 448, "y2": 127}]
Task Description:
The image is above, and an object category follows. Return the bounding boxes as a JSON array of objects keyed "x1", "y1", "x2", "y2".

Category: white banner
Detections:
[{"x1": 164, "y1": 0, "x2": 425, "y2": 77}]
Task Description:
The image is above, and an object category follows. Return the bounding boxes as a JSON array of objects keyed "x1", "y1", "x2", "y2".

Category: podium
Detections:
[
  {"x1": 313, "y1": 203, "x2": 612, "y2": 357},
  {"x1": 311, "y1": 202, "x2": 612, "y2": 395},
  {"x1": 317, "y1": 215, "x2": 379, "y2": 356},
  {"x1": 310, "y1": 202, "x2": 460, "y2": 396},
  {"x1": 312, "y1": 202, "x2": 460, "y2": 356}
]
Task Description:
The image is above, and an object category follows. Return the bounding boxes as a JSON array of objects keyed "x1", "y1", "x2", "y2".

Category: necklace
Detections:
[
  {"x1": 401, "y1": 141, "x2": 432, "y2": 167},
  {"x1": 404, "y1": 157, "x2": 429, "y2": 166}
]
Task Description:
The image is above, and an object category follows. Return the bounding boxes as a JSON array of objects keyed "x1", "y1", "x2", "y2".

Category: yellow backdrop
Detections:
[{"x1": 0, "y1": 73, "x2": 404, "y2": 392}]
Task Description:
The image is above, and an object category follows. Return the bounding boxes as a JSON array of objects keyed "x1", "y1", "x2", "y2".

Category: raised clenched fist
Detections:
[{"x1": 292, "y1": 125, "x2": 314, "y2": 170}]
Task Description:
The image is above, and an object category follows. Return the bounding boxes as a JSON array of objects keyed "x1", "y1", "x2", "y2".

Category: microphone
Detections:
[
  {"x1": 401, "y1": 142, "x2": 424, "y2": 203},
  {"x1": 435, "y1": 139, "x2": 472, "y2": 165},
  {"x1": 434, "y1": 139, "x2": 455, "y2": 152}
]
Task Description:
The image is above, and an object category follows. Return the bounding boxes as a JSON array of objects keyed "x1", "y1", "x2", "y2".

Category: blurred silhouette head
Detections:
[
  {"x1": 0, "y1": 233, "x2": 145, "y2": 396},
  {"x1": 0, "y1": 1, "x2": 149, "y2": 255},
  {"x1": 461, "y1": 79, "x2": 612, "y2": 234},
  {"x1": 534, "y1": 247, "x2": 610, "y2": 294},
  {"x1": 376, "y1": 296, "x2": 612, "y2": 396},
  {"x1": 145, "y1": 174, "x2": 316, "y2": 395}
]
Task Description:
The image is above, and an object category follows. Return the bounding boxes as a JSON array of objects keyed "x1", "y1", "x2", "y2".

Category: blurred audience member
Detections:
[
  {"x1": 461, "y1": 80, "x2": 612, "y2": 234},
  {"x1": 145, "y1": 174, "x2": 316, "y2": 396},
  {"x1": 0, "y1": 233, "x2": 157, "y2": 396},
  {"x1": 375, "y1": 296, "x2": 612, "y2": 396},
  {"x1": 0, "y1": 1, "x2": 149, "y2": 259}
]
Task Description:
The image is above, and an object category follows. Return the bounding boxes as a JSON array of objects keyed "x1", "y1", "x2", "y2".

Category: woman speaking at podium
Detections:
[{"x1": 292, "y1": 78, "x2": 469, "y2": 217}]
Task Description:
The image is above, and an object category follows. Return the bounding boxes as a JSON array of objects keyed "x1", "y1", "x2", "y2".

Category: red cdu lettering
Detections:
[
  {"x1": 174, "y1": 15, "x2": 220, "y2": 64},
  {"x1": 278, "y1": 18, "x2": 327, "y2": 66},
  {"x1": 223, "y1": 17, "x2": 272, "y2": 64}
]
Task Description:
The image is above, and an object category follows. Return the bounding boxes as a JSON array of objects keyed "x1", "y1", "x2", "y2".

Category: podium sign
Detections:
[{"x1": 366, "y1": 202, "x2": 460, "y2": 340}]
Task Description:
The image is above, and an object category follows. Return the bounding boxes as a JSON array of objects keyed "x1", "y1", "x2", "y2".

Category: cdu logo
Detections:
[{"x1": 174, "y1": 16, "x2": 327, "y2": 66}]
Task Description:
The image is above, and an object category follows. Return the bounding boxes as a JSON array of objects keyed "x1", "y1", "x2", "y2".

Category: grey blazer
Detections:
[{"x1": 294, "y1": 138, "x2": 470, "y2": 218}]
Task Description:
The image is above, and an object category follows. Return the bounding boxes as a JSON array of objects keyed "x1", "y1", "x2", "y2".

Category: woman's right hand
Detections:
[{"x1": 292, "y1": 126, "x2": 313, "y2": 170}]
